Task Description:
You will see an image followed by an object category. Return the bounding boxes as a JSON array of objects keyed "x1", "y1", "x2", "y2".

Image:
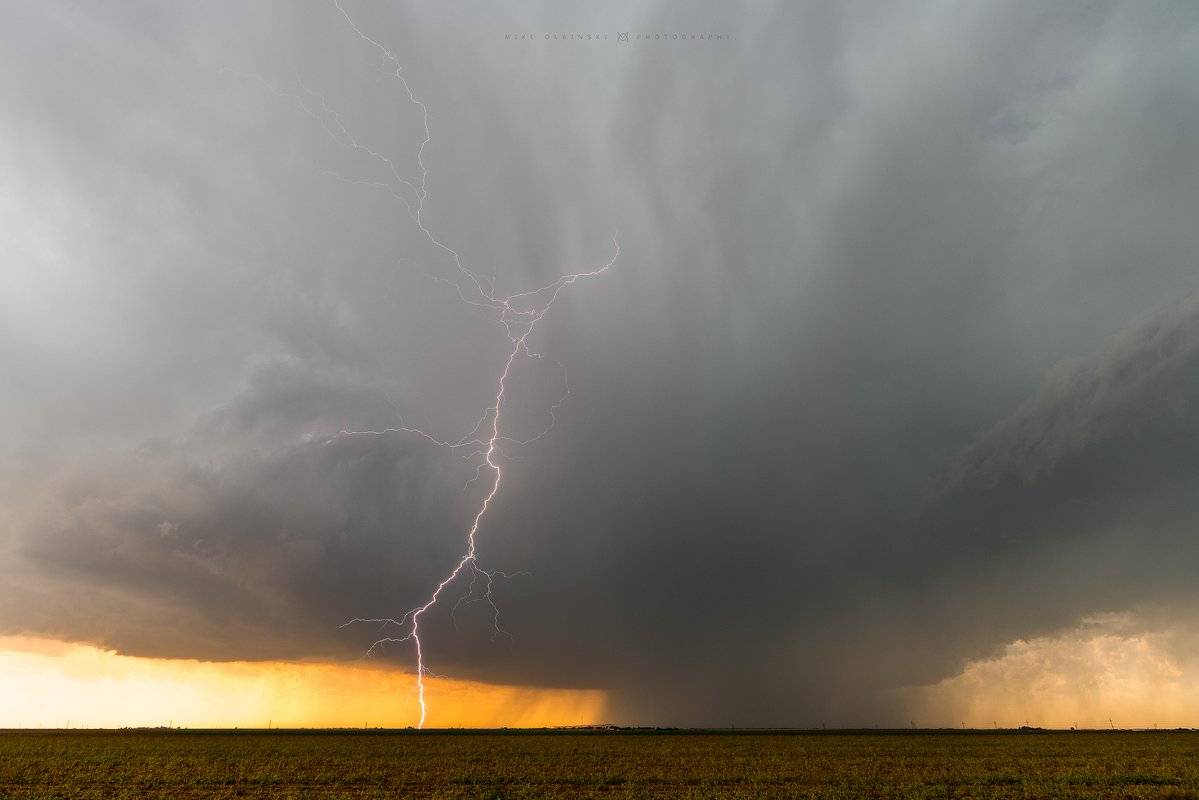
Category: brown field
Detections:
[{"x1": 2, "y1": 729, "x2": 1198, "y2": 799}]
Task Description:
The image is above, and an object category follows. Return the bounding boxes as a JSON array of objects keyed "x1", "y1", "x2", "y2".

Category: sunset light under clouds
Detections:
[
  {"x1": 0, "y1": 636, "x2": 605, "y2": 729},
  {"x1": 6, "y1": 617, "x2": 1199, "y2": 730}
]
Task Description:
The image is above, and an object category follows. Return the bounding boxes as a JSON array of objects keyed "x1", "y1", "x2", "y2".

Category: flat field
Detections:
[{"x1": 2, "y1": 729, "x2": 1198, "y2": 799}]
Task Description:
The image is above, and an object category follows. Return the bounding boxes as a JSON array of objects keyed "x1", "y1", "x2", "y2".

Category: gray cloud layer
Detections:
[{"x1": 3, "y1": 0, "x2": 1199, "y2": 725}]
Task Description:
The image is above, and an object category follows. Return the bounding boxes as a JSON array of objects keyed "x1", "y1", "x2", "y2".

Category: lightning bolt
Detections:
[{"x1": 308, "y1": 1, "x2": 620, "y2": 728}]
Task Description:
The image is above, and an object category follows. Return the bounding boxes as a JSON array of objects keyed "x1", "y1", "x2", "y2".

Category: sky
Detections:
[{"x1": 2, "y1": 0, "x2": 1199, "y2": 728}]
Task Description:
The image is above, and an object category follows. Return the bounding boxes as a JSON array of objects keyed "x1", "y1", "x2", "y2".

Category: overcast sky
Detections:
[{"x1": 3, "y1": 0, "x2": 1199, "y2": 726}]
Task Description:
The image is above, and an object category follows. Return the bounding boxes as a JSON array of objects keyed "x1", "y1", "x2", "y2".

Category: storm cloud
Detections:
[{"x1": 3, "y1": 0, "x2": 1199, "y2": 725}]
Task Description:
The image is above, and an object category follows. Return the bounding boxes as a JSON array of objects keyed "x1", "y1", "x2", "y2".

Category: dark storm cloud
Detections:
[{"x1": 3, "y1": 0, "x2": 1199, "y2": 724}]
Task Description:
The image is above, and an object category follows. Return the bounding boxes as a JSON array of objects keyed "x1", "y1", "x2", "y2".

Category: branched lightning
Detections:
[{"x1": 289, "y1": 1, "x2": 620, "y2": 728}]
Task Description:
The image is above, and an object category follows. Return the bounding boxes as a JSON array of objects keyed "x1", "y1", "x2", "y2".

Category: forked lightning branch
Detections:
[{"x1": 297, "y1": 1, "x2": 620, "y2": 728}]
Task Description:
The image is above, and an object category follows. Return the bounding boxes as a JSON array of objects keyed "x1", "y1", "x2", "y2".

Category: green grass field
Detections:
[{"x1": 2, "y1": 730, "x2": 1198, "y2": 799}]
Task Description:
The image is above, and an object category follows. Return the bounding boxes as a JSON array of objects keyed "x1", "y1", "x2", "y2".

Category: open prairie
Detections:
[{"x1": 2, "y1": 729, "x2": 1198, "y2": 799}]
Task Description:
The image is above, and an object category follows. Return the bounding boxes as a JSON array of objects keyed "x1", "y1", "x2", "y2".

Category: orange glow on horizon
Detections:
[{"x1": 0, "y1": 636, "x2": 606, "y2": 729}]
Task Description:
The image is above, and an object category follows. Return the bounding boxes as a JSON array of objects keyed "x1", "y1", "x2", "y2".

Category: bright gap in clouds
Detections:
[
  {"x1": 6, "y1": 616, "x2": 1199, "y2": 730},
  {"x1": 0, "y1": 636, "x2": 605, "y2": 729}
]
